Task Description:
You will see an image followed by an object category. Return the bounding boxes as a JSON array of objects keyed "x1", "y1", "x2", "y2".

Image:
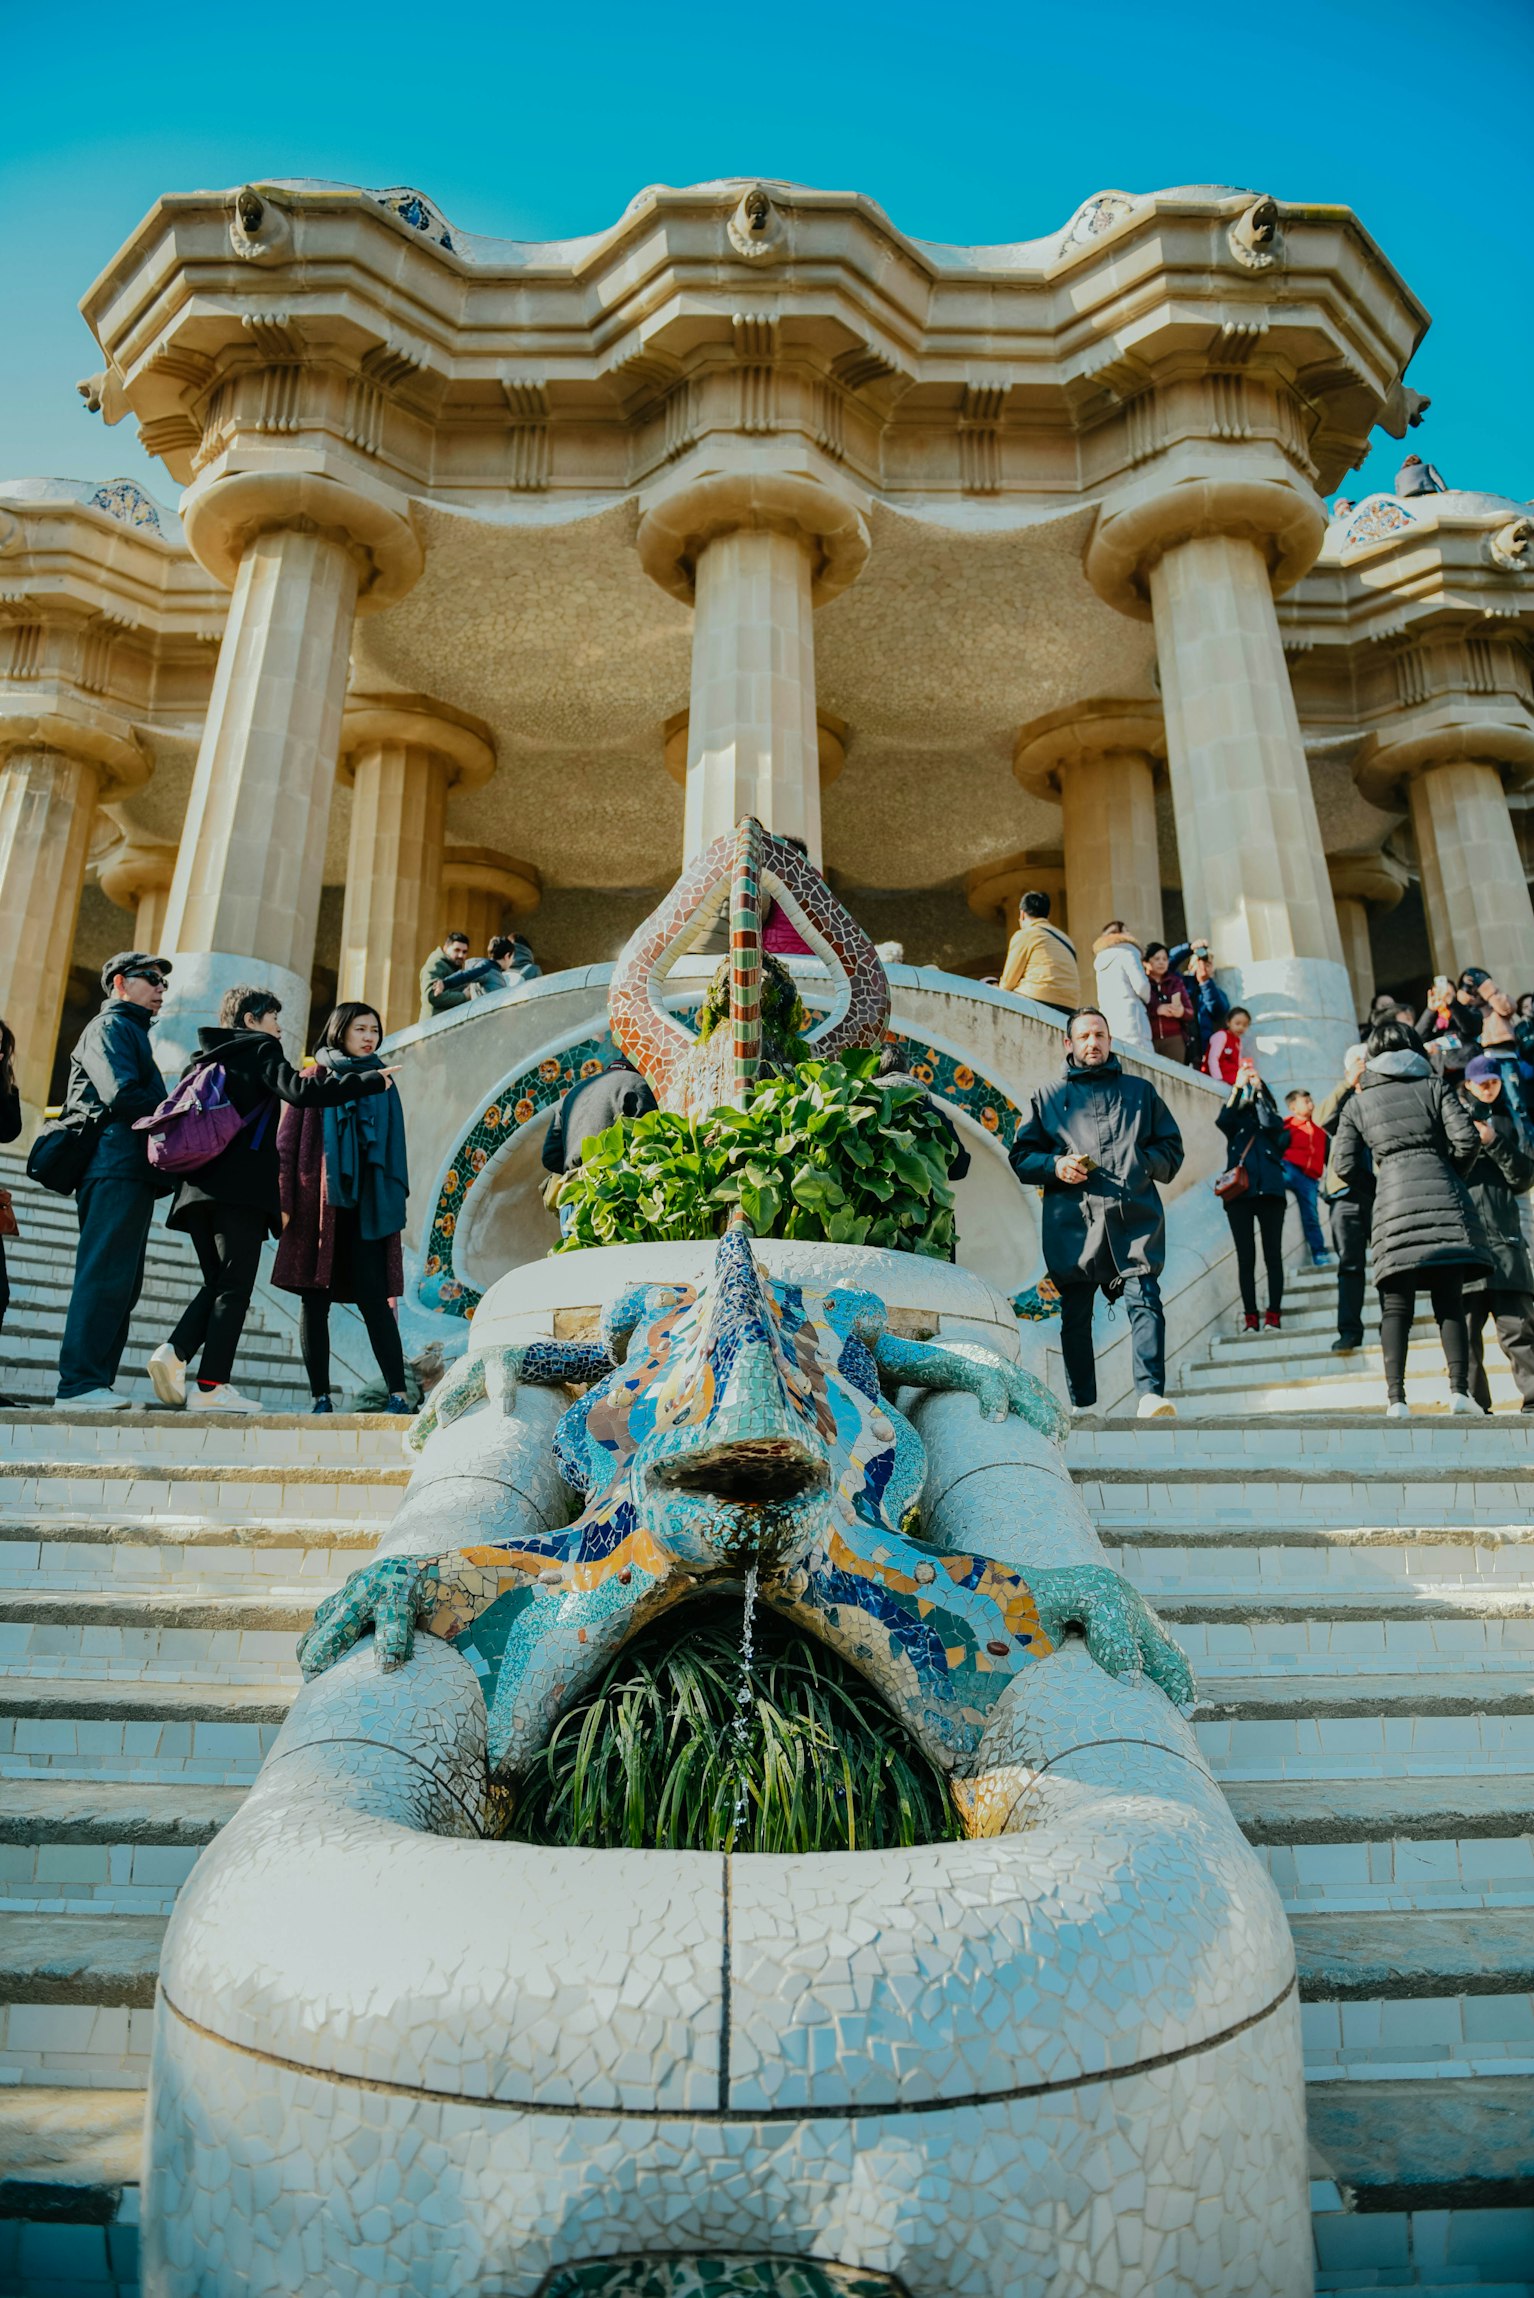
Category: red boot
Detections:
[
  {"x1": 1265, "y1": 1309, "x2": 1282, "y2": 1330},
  {"x1": 1243, "y1": 1313, "x2": 1260, "y2": 1332}
]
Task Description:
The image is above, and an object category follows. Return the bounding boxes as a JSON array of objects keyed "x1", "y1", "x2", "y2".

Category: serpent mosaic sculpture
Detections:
[{"x1": 143, "y1": 830, "x2": 1308, "y2": 2298}]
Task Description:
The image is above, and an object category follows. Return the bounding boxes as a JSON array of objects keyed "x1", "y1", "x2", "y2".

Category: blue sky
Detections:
[{"x1": 4, "y1": 0, "x2": 1530, "y2": 508}]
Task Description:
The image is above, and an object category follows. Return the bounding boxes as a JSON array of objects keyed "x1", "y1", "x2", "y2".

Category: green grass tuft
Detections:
[{"x1": 505, "y1": 1600, "x2": 964, "y2": 1855}]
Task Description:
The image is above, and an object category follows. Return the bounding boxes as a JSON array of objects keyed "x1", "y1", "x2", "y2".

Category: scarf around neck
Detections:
[{"x1": 320, "y1": 1048, "x2": 409, "y2": 1242}]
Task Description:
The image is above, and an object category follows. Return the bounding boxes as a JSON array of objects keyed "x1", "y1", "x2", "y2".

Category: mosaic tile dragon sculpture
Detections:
[{"x1": 298, "y1": 1217, "x2": 1190, "y2": 1796}]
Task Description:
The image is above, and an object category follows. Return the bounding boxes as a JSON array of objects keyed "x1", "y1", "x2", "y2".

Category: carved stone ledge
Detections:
[{"x1": 636, "y1": 471, "x2": 870, "y2": 607}]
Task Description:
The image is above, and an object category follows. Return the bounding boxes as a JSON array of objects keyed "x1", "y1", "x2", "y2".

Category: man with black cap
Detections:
[{"x1": 53, "y1": 953, "x2": 174, "y2": 1408}]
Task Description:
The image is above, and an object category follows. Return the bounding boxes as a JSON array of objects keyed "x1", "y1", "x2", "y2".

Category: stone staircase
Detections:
[
  {"x1": 1178, "y1": 1254, "x2": 1531, "y2": 1416},
  {"x1": 0, "y1": 1150, "x2": 374, "y2": 1412},
  {"x1": 2, "y1": 1283, "x2": 1532, "y2": 2290}
]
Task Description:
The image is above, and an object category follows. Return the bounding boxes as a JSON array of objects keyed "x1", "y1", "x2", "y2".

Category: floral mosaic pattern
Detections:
[
  {"x1": 1336, "y1": 493, "x2": 1419, "y2": 546},
  {"x1": 88, "y1": 478, "x2": 162, "y2": 533},
  {"x1": 419, "y1": 1030, "x2": 1023, "y2": 1321}
]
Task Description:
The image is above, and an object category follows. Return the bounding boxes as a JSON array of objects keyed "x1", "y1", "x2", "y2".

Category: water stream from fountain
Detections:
[{"x1": 729, "y1": 1563, "x2": 760, "y2": 1847}]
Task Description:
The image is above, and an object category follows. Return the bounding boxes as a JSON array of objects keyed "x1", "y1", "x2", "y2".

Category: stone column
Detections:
[
  {"x1": 338, "y1": 698, "x2": 495, "y2": 1037},
  {"x1": 1327, "y1": 855, "x2": 1407, "y2": 1026},
  {"x1": 1087, "y1": 479, "x2": 1353, "y2": 1086},
  {"x1": 0, "y1": 715, "x2": 149, "y2": 1127},
  {"x1": 99, "y1": 838, "x2": 179, "y2": 957},
  {"x1": 160, "y1": 468, "x2": 422, "y2": 1066},
  {"x1": 1013, "y1": 703, "x2": 1166, "y2": 948},
  {"x1": 1408, "y1": 761, "x2": 1534, "y2": 987},
  {"x1": 637, "y1": 473, "x2": 869, "y2": 866},
  {"x1": 438, "y1": 849, "x2": 542, "y2": 963}
]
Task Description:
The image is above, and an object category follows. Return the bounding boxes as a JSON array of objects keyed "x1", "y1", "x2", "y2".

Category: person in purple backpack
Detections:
[{"x1": 146, "y1": 986, "x2": 394, "y2": 1414}]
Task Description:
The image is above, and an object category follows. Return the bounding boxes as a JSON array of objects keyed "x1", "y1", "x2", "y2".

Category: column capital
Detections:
[
  {"x1": 0, "y1": 700, "x2": 149, "y2": 800},
  {"x1": 178, "y1": 460, "x2": 424, "y2": 613},
  {"x1": 339, "y1": 694, "x2": 495, "y2": 790},
  {"x1": 965, "y1": 851, "x2": 1066, "y2": 927},
  {"x1": 98, "y1": 835, "x2": 178, "y2": 910},
  {"x1": 1013, "y1": 698, "x2": 1166, "y2": 800},
  {"x1": 636, "y1": 470, "x2": 870, "y2": 606},
  {"x1": 1085, "y1": 473, "x2": 1327, "y2": 621},
  {"x1": 440, "y1": 845, "x2": 541, "y2": 917},
  {"x1": 662, "y1": 707, "x2": 847, "y2": 789},
  {"x1": 1326, "y1": 850, "x2": 1408, "y2": 913},
  {"x1": 1357, "y1": 714, "x2": 1534, "y2": 808}
]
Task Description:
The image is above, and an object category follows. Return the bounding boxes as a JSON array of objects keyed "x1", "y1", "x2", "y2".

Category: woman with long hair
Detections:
[
  {"x1": 271, "y1": 1002, "x2": 410, "y2": 1414},
  {"x1": 148, "y1": 987, "x2": 392, "y2": 1413},
  {"x1": 1331, "y1": 1019, "x2": 1490, "y2": 1419},
  {"x1": 1216, "y1": 1056, "x2": 1291, "y2": 1330}
]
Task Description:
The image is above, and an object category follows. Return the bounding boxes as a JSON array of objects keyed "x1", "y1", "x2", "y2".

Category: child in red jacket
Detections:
[{"x1": 1282, "y1": 1089, "x2": 1334, "y2": 1267}]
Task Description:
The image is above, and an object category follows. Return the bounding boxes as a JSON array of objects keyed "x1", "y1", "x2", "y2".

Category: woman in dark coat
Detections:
[
  {"x1": 1331, "y1": 1020, "x2": 1489, "y2": 1419},
  {"x1": 147, "y1": 986, "x2": 391, "y2": 1414},
  {"x1": 272, "y1": 1002, "x2": 410, "y2": 1414},
  {"x1": 0, "y1": 1019, "x2": 21, "y2": 1402},
  {"x1": 1216, "y1": 1059, "x2": 1291, "y2": 1330}
]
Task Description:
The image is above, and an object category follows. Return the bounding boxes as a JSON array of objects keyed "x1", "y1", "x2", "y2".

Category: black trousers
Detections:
[
  {"x1": 1328, "y1": 1194, "x2": 1370, "y2": 1345},
  {"x1": 1058, "y1": 1273, "x2": 1166, "y2": 1406},
  {"x1": 57, "y1": 1172, "x2": 158, "y2": 1400},
  {"x1": 1224, "y1": 1193, "x2": 1286, "y2": 1317},
  {"x1": 1467, "y1": 1289, "x2": 1534, "y2": 1409},
  {"x1": 1378, "y1": 1268, "x2": 1468, "y2": 1401},
  {"x1": 170, "y1": 1202, "x2": 269, "y2": 1388},
  {"x1": 299, "y1": 1213, "x2": 406, "y2": 1399}
]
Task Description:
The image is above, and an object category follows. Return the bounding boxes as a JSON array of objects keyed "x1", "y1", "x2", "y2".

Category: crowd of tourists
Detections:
[
  {"x1": 999, "y1": 886, "x2": 1534, "y2": 1421},
  {"x1": 2, "y1": 887, "x2": 1532, "y2": 1427}
]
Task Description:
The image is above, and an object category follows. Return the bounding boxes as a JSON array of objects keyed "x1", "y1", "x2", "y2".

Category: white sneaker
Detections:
[
  {"x1": 1385, "y1": 1399, "x2": 1411, "y2": 1421},
  {"x1": 1136, "y1": 1393, "x2": 1178, "y2": 1419},
  {"x1": 186, "y1": 1384, "x2": 260, "y2": 1415},
  {"x1": 147, "y1": 1343, "x2": 187, "y2": 1409},
  {"x1": 1069, "y1": 1401, "x2": 1101, "y2": 1422},
  {"x1": 53, "y1": 1388, "x2": 129, "y2": 1411},
  {"x1": 1449, "y1": 1392, "x2": 1486, "y2": 1417}
]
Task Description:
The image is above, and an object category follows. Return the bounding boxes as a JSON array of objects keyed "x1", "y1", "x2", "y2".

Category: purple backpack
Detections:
[{"x1": 133, "y1": 1061, "x2": 273, "y2": 1176}]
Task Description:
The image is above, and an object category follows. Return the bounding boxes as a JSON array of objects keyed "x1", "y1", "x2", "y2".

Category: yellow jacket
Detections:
[{"x1": 999, "y1": 918, "x2": 1080, "y2": 1010}]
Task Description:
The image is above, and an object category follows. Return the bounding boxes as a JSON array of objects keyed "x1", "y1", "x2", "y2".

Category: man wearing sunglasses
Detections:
[{"x1": 54, "y1": 953, "x2": 174, "y2": 1408}]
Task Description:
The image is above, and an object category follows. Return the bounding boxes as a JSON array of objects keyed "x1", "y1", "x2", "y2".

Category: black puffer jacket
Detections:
[
  {"x1": 63, "y1": 999, "x2": 172, "y2": 1186},
  {"x1": 1331, "y1": 1049, "x2": 1489, "y2": 1283},
  {"x1": 166, "y1": 1028, "x2": 387, "y2": 1237},
  {"x1": 1216, "y1": 1080, "x2": 1290, "y2": 1200},
  {"x1": 1010, "y1": 1053, "x2": 1185, "y2": 1282},
  {"x1": 1457, "y1": 1092, "x2": 1534, "y2": 1294}
]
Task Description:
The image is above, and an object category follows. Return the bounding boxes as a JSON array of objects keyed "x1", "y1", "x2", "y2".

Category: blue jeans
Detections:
[
  {"x1": 57, "y1": 1171, "x2": 158, "y2": 1398},
  {"x1": 1284, "y1": 1166, "x2": 1327, "y2": 1257}
]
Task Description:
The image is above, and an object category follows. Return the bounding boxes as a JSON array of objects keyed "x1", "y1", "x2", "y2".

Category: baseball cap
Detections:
[
  {"x1": 101, "y1": 951, "x2": 172, "y2": 994},
  {"x1": 1465, "y1": 1054, "x2": 1501, "y2": 1084}
]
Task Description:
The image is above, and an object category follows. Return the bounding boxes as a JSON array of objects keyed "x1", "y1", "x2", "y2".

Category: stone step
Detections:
[
  {"x1": 0, "y1": 1520, "x2": 383, "y2": 1599},
  {"x1": 1307, "y1": 2072, "x2": 1534, "y2": 2217},
  {"x1": 1226, "y1": 1775, "x2": 1534, "y2": 1843},
  {"x1": 1178, "y1": 1370, "x2": 1528, "y2": 1416},
  {"x1": 1107, "y1": 1524, "x2": 1534, "y2": 1594},
  {"x1": 0, "y1": 1674, "x2": 289, "y2": 1786},
  {"x1": 0, "y1": 1783, "x2": 241, "y2": 1918},
  {"x1": 0, "y1": 2082, "x2": 144, "y2": 2242},
  {"x1": 0, "y1": 1408, "x2": 412, "y2": 1467},
  {"x1": 1162, "y1": 1590, "x2": 1534, "y2": 1673},
  {"x1": 0, "y1": 1914, "x2": 164, "y2": 2090},
  {"x1": 0, "y1": 1457, "x2": 409, "y2": 1535}
]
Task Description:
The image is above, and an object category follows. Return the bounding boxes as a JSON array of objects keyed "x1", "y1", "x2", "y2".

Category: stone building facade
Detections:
[{"x1": 3, "y1": 174, "x2": 1533, "y2": 1123}]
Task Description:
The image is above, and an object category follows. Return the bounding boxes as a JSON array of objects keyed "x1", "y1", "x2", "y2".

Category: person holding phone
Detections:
[
  {"x1": 1216, "y1": 1061, "x2": 1292, "y2": 1330},
  {"x1": 1009, "y1": 1006, "x2": 1185, "y2": 1419}
]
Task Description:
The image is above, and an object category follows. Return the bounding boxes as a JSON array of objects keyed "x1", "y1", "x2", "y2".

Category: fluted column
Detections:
[
  {"x1": 159, "y1": 468, "x2": 422, "y2": 1066},
  {"x1": 637, "y1": 472, "x2": 869, "y2": 865},
  {"x1": 0, "y1": 714, "x2": 148, "y2": 1129},
  {"x1": 1013, "y1": 703, "x2": 1166, "y2": 948},
  {"x1": 338, "y1": 698, "x2": 495, "y2": 1035},
  {"x1": 1327, "y1": 855, "x2": 1407, "y2": 1025},
  {"x1": 1409, "y1": 763, "x2": 1534, "y2": 985},
  {"x1": 99, "y1": 837, "x2": 179, "y2": 957},
  {"x1": 438, "y1": 848, "x2": 542, "y2": 961},
  {"x1": 1088, "y1": 477, "x2": 1353, "y2": 1087}
]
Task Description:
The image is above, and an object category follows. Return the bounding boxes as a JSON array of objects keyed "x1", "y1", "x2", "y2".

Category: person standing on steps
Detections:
[
  {"x1": 1457, "y1": 1055, "x2": 1534, "y2": 1414},
  {"x1": 1169, "y1": 939, "x2": 1230, "y2": 1069},
  {"x1": 1091, "y1": 923, "x2": 1155, "y2": 1055},
  {"x1": 272, "y1": 1003, "x2": 412, "y2": 1416},
  {"x1": 53, "y1": 954, "x2": 176, "y2": 1410},
  {"x1": 1009, "y1": 1006, "x2": 1185, "y2": 1420},
  {"x1": 1143, "y1": 944, "x2": 1196, "y2": 1066},
  {"x1": 1281, "y1": 1089, "x2": 1335, "y2": 1268},
  {"x1": 1331, "y1": 1020, "x2": 1491, "y2": 1421},
  {"x1": 146, "y1": 987, "x2": 394, "y2": 1416},
  {"x1": 1216, "y1": 1061, "x2": 1292, "y2": 1332},
  {"x1": 0, "y1": 1019, "x2": 21, "y2": 1406},
  {"x1": 1318, "y1": 1045, "x2": 1372, "y2": 1355},
  {"x1": 998, "y1": 889, "x2": 1080, "y2": 1016}
]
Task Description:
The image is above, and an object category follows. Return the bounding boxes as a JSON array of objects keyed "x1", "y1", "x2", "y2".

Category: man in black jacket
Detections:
[
  {"x1": 54, "y1": 953, "x2": 173, "y2": 1407},
  {"x1": 1009, "y1": 1007, "x2": 1185, "y2": 1418},
  {"x1": 1460, "y1": 1055, "x2": 1534, "y2": 1412}
]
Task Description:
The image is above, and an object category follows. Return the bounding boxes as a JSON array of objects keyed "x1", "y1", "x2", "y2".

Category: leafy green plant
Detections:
[
  {"x1": 506, "y1": 1599, "x2": 964, "y2": 1854},
  {"x1": 555, "y1": 1048, "x2": 958, "y2": 1256}
]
